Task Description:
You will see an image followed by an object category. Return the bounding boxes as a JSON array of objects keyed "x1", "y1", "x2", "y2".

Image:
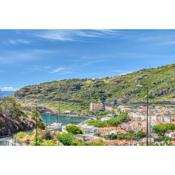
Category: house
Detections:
[
  {"x1": 170, "y1": 141, "x2": 175, "y2": 145},
  {"x1": 166, "y1": 132, "x2": 175, "y2": 139},
  {"x1": 101, "y1": 114, "x2": 115, "y2": 121},
  {"x1": 90, "y1": 103, "x2": 104, "y2": 111},
  {"x1": 107, "y1": 139, "x2": 131, "y2": 146},
  {"x1": 104, "y1": 105, "x2": 113, "y2": 112},
  {"x1": 64, "y1": 110, "x2": 71, "y2": 114},
  {"x1": 117, "y1": 105, "x2": 129, "y2": 112},
  {"x1": 76, "y1": 134, "x2": 105, "y2": 144},
  {"x1": 116, "y1": 127, "x2": 127, "y2": 134},
  {"x1": 99, "y1": 127, "x2": 117, "y2": 136},
  {"x1": 80, "y1": 124, "x2": 99, "y2": 135}
]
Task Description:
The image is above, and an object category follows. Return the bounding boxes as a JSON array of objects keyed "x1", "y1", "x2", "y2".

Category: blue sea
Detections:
[
  {"x1": 0, "y1": 91, "x2": 14, "y2": 98},
  {"x1": 41, "y1": 113, "x2": 88, "y2": 126}
]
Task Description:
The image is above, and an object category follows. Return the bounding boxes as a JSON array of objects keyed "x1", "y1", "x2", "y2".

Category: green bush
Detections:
[
  {"x1": 66, "y1": 124, "x2": 83, "y2": 135},
  {"x1": 87, "y1": 119, "x2": 108, "y2": 127},
  {"x1": 57, "y1": 133, "x2": 79, "y2": 146},
  {"x1": 31, "y1": 136, "x2": 43, "y2": 146},
  {"x1": 107, "y1": 112, "x2": 128, "y2": 126},
  {"x1": 16, "y1": 132, "x2": 26, "y2": 139},
  {"x1": 153, "y1": 123, "x2": 175, "y2": 136},
  {"x1": 108, "y1": 130, "x2": 146, "y2": 140},
  {"x1": 87, "y1": 112, "x2": 128, "y2": 127},
  {"x1": 88, "y1": 140, "x2": 107, "y2": 146},
  {"x1": 38, "y1": 121, "x2": 46, "y2": 130},
  {"x1": 41, "y1": 140, "x2": 57, "y2": 146}
]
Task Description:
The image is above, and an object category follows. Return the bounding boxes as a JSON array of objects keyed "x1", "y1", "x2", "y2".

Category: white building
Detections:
[
  {"x1": 101, "y1": 114, "x2": 115, "y2": 121},
  {"x1": 80, "y1": 124, "x2": 99, "y2": 135}
]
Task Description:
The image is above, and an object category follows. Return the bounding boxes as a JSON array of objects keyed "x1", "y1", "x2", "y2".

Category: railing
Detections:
[{"x1": 0, "y1": 137, "x2": 17, "y2": 146}]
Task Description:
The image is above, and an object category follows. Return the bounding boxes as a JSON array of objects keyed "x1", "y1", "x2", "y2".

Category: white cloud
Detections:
[
  {"x1": 36, "y1": 30, "x2": 118, "y2": 41},
  {"x1": 0, "y1": 86, "x2": 17, "y2": 91},
  {"x1": 118, "y1": 71, "x2": 133, "y2": 76},
  {"x1": 7, "y1": 39, "x2": 31, "y2": 45},
  {"x1": 49, "y1": 67, "x2": 67, "y2": 74}
]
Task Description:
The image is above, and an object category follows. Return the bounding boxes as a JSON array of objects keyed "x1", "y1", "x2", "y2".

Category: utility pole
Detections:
[
  {"x1": 35, "y1": 103, "x2": 38, "y2": 146},
  {"x1": 146, "y1": 87, "x2": 149, "y2": 146},
  {"x1": 57, "y1": 94, "x2": 60, "y2": 123},
  {"x1": 136, "y1": 84, "x2": 149, "y2": 146}
]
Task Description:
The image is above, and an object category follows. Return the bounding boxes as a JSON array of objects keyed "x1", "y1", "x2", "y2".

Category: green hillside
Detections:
[{"x1": 14, "y1": 64, "x2": 175, "y2": 113}]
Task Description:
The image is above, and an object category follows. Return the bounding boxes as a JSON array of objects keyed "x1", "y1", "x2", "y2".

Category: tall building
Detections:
[{"x1": 90, "y1": 103, "x2": 104, "y2": 111}]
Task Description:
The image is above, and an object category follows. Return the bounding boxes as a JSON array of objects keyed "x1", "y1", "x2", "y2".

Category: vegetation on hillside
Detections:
[
  {"x1": 0, "y1": 97, "x2": 43, "y2": 137},
  {"x1": 153, "y1": 123, "x2": 175, "y2": 136},
  {"x1": 56, "y1": 132, "x2": 84, "y2": 146},
  {"x1": 16, "y1": 130, "x2": 59, "y2": 146},
  {"x1": 14, "y1": 64, "x2": 175, "y2": 113},
  {"x1": 66, "y1": 124, "x2": 83, "y2": 135},
  {"x1": 108, "y1": 130, "x2": 146, "y2": 140},
  {"x1": 87, "y1": 112, "x2": 128, "y2": 127}
]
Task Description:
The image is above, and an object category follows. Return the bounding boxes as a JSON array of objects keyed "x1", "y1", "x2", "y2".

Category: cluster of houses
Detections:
[
  {"x1": 120, "y1": 121, "x2": 146, "y2": 132},
  {"x1": 128, "y1": 105, "x2": 175, "y2": 123},
  {"x1": 44, "y1": 102, "x2": 175, "y2": 145},
  {"x1": 78, "y1": 123, "x2": 118, "y2": 136}
]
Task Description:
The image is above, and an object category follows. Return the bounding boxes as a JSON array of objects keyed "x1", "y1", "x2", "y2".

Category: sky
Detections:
[{"x1": 0, "y1": 29, "x2": 175, "y2": 91}]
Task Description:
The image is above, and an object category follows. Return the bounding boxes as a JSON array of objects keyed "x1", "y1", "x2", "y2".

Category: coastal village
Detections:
[
  {"x1": 76, "y1": 102, "x2": 175, "y2": 146},
  {"x1": 0, "y1": 64, "x2": 174, "y2": 146},
  {"x1": 7, "y1": 100, "x2": 174, "y2": 146}
]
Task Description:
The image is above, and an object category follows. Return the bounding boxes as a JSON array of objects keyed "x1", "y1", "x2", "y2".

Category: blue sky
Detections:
[{"x1": 0, "y1": 29, "x2": 175, "y2": 91}]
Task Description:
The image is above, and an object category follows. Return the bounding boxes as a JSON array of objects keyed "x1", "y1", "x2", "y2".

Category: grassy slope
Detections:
[{"x1": 14, "y1": 64, "x2": 175, "y2": 113}]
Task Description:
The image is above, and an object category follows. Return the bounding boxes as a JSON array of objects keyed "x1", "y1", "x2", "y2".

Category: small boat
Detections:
[{"x1": 46, "y1": 122, "x2": 62, "y2": 131}]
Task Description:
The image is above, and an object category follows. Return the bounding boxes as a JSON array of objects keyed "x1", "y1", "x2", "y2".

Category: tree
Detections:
[{"x1": 0, "y1": 97, "x2": 27, "y2": 118}]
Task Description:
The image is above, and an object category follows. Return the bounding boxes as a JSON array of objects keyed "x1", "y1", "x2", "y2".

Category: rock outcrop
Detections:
[{"x1": 0, "y1": 113, "x2": 35, "y2": 137}]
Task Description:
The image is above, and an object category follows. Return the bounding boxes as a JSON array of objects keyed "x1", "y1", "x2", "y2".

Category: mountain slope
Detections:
[
  {"x1": 0, "y1": 113, "x2": 34, "y2": 137},
  {"x1": 14, "y1": 64, "x2": 175, "y2": 113},
  {"x1": 0, "y1": 97, "x2": 35, "y2": 137}
]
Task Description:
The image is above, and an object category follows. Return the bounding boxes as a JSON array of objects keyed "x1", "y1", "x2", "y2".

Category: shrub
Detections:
[
  {"x1": 89, "y1": 140, "x2": 107, "y2": 146},
  {"x1": 38, "y1": 121, "x2": 46, "y2": 130},
  {"x1": 57, "y1": 133, "x2": 79, "y2": 146},
  {"x1": 87, "y1": 112, "x2": 128, "y2": 127},
  {"x1": 40, "y1": 130, "x2": 53, "y2": 140},
  {"x1": 41, "y1": 140, "x2": 58, "y2": 146},
  {"x1": 66, "y1": 124, "x2": 83, "y2": 135},
  {"x1": 87, "y1": 119, "x2": 107, "y2": 127},
  {"x1": 153, "y1": 123, "x2": 175, "y2": 136},
  {"x1": 16, "y1": 132, "x2": 26, "y2": 139},
  {"x1": 108, "y1": 130, "x2": 146, "y2": 140},
  {"x1": 31, "y1": 136, "x2": 43, "y2": 146}
]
